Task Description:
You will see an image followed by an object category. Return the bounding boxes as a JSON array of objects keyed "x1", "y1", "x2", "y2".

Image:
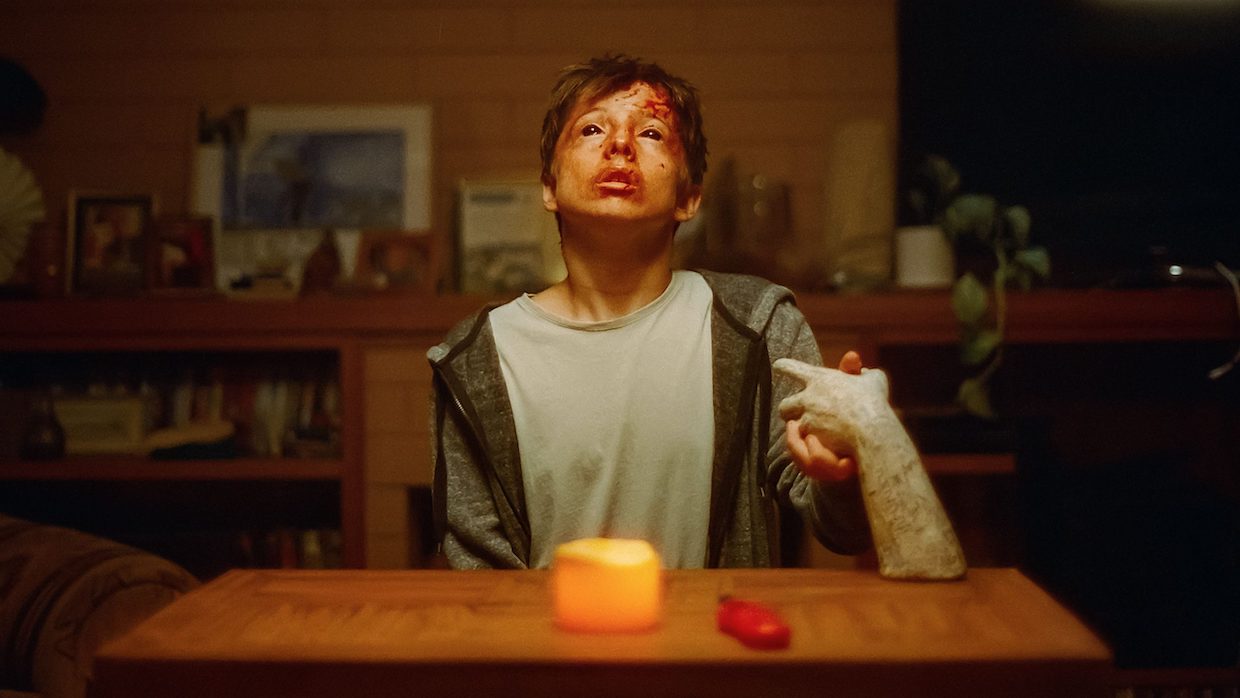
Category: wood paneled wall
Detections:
[{"x1": 1, "y1": 0, "x2": 897, "y2": 282}]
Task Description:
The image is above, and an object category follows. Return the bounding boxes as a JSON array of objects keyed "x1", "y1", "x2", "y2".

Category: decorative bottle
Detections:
[{"x1": 20, "y1": 392, "x2": 66, "y2": 460}]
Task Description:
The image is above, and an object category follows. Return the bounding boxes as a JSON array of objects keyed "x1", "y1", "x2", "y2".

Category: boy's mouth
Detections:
[{"x1": 596, "y1": 168, "x2": 638, "y2": 193}]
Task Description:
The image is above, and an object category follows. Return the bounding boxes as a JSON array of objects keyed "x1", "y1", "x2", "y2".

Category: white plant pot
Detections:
[{"x1": 895, "y1": 225, "x2": 955, "y2": 288}]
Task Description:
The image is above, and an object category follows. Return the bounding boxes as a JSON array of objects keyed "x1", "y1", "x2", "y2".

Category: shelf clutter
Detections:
[{"x1": 3, "y1": 351, "x2": 342, "y2": 462}]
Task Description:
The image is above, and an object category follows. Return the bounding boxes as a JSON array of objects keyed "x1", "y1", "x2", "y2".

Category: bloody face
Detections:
[{"x1": 542, "y1": 81, "x2": 701, "y2": 232}]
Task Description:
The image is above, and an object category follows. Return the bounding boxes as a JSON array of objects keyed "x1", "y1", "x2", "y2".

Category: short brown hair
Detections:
[{"x1": 539, "y1": 54, "x2": 708, "y2": 187}]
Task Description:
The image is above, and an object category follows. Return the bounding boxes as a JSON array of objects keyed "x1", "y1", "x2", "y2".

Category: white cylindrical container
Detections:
[{"x1": 894, "y1": 225, "x2": 955, "y2": 288}]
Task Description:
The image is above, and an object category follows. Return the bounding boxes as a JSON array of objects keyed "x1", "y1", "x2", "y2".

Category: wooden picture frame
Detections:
[
  {"x1": 457, "y1": 180, "x2": 564, "y2": 294},
  {"x1": 145, "y1": 215, "x2": 215, "y2": 293},
  {"x1": 67, "y1": 191, "x2": 156, "y2": 296},
  {"x1": 353, "y1": 230, "x2": 439, "y2": 294},
  {"x1": 197, "y1": 105, "x2": 432, "y2": 232}
]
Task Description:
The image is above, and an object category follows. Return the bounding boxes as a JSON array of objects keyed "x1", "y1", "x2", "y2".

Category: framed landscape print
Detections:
[{"x1": 200, "y1": 105, "x2": 431, "y2": 232}]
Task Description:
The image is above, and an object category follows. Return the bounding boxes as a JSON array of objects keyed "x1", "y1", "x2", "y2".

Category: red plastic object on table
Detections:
[{"x1": 716, "y1": 597, "x2": 791, "y2": 650}]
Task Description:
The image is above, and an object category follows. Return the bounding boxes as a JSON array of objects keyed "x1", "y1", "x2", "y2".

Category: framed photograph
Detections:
[
  {"x1": 146, "y1": 215, "x2": 215, "y2": 293},
  {"x1": 195, "y1": 105, "x2": 432, "y2": 232},
  {"x1": 353, "y1": 230, "x2": 440, "y2": 293},
  {"x1": 457, "y1": 180, "x2": 564, "y2": 294},
  {"x1": 67, "y1": 191, "x2": 156, "y2": 295}
]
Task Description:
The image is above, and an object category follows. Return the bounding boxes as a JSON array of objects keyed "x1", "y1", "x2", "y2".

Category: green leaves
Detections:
[
  {"x1": 908, "y1": 154, "x2": 961, "y2": 225},
  {"x1": 950, "y1": 241, "x2": 1043, "y2": 418},
  {"x1": 957, "y1": 377, "x2": 995, "y2": 420},
  {"x1": 1003, "y1": 246, "x2": 1051, "y2": 291},
  {"x1": 943, "y1": 194, "x2": 998, "y2": 244},
  {"x1": 913, "y1": 156, "x2": 1050, "y2": 421},
  {"x1": 953, "y1": 270, "x2": 999, "y2": 363},
  {"x1": 907, "y1": 189, "x2": 928, "y2": 223},
  {"x1": 921, "y1": 155, "x2": 961, "y2": 200},
  {"x1": 1005, "y1": 206, "x2": 1032, "y2": 247},
  {"x1": 951, "y1": 272, "x2": 988, "y2": 324},
  {"x1": 1014, "y1": 246, "x2": 1050, "y2": 279},
  {"x1": 960, "y1": 329, "x2": 1001, "y2": 366},
  {"x1": 952, "y1": 272, "x2": 998, "y2": 414}
]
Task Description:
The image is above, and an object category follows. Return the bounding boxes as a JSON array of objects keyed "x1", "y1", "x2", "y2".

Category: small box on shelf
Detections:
[{"x1": 54, "y1": 395, "x2": 153, "y2": 455}]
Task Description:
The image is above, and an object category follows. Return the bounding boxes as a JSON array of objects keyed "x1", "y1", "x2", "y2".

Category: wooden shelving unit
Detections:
[
  {"x1": 0, "y1": 456, "x2": 343, "y2": 481},
  {"x1": 922, "y1": 452, "x2": 1015, "y2": 475},
  {"x1": 2, "y1": 286, "x2": 1232, "y2": 344},
  {"x1": 795, "y1": 286, "x2": 1236, "y2": 347},
  {"x1": 0, "y1": 286, "x2": 1234, "y2": 572}
]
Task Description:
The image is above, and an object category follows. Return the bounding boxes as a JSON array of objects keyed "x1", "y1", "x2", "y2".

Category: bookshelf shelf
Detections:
[
  {"x1": 922, "y1": 453, "x2": 1015, "y2": 476},
  {"x1": 0, "y1": 456, "x2": 344, "y2": 481},
  {"x1": 0, "y1": 286, "x2": 1234, "y2": 574},
  {"x1": 0, "y1": 286, "x2": 1231, "y2": 347}
]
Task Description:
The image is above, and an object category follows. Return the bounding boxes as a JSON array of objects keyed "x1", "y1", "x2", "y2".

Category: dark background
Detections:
[
  {"x1": 899, "y1": 0, "x2": 1240, "y2": 287},
  {"x1": 899, "y1": 1, "x2": 1240, "y2": 668}
]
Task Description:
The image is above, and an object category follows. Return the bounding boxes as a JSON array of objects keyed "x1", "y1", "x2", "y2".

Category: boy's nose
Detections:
[{"x1": 604, "y1": 129, "x2": 635, "y2": 160}]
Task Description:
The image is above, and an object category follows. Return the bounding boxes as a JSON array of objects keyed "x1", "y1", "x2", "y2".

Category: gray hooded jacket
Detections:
[{"x1": 427, "y1": 270, "x2": 871, "y2": 569}]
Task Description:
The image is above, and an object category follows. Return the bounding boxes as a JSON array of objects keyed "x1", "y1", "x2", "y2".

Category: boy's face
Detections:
[{"x1": 542, "y1": 81, "x2": 701, "y2": 230}]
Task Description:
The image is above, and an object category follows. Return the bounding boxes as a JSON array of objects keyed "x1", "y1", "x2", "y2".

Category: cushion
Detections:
[{"x1": 0, "y1": 514, "x2": 198, "y2": 698}]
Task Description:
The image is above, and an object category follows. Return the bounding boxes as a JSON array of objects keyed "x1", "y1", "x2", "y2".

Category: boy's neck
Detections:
[{"x1": 532, "y1": 221, "x2": 676, "y2": 322}]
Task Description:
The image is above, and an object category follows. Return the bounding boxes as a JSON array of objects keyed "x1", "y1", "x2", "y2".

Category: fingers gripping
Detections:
[{"x1": 778, "y1": 394, "x2": 806, "y2": 421}]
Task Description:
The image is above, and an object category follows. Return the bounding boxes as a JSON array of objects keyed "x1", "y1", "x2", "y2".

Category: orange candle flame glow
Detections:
[{"x1": 552, "y1": 538, "x2": 662, "y2": 633}]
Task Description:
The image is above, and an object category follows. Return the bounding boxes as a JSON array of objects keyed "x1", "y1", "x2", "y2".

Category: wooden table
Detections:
[{"x1": 92, "y1": 568, "x2": 1111, "y2": 698}]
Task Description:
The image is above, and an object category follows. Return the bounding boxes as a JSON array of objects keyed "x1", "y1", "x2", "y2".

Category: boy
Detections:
[{"x1": 430, "y1": 55, "x2": 870, "y2": 569}]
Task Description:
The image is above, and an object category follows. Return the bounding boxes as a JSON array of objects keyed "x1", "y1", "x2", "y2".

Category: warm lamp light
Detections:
[{"x1": 552, "y1": 538, "x2": 662, "y2": 633}]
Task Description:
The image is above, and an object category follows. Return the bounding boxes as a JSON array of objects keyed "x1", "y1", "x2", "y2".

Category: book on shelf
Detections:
[
  {"x1": 238, "y1": 528, "x2": 341, "y2": 570},
  {"x1": 3, "y1": 357, "x2": 343, "y2": 460}
]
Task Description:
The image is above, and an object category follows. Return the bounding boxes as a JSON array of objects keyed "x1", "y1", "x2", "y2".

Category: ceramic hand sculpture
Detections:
[{"x1": 774, "y1": 358, "x2": 967, "y2": 581}]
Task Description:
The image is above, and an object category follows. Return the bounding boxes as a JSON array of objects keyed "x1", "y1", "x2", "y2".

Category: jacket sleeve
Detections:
[
  {"x1": 431, "y1": 369, "x2": 527, "y2": 570},
  {"x1": 762, "y1": 301, "x2": 872, "y2": 555}
]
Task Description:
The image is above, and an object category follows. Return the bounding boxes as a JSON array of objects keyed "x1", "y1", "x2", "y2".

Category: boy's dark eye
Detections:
[
  {"x1": 640, "y1": 129, "x2": 663, "y2": 141},
  {"x1": 581, "y1": 124, "x2": 602, "y2": 136}
]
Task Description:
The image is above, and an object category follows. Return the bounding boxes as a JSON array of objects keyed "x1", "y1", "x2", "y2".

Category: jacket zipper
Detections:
[{"x1": 430, "y1": 359, "x2": 532, "y2": 547}]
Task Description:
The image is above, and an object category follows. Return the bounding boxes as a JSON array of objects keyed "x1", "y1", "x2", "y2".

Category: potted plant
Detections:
[
  {"x1": 942, "y1": 193, "x2": 1050, "y2": 418},
  {"x1": 893, "y1": 155, "x2": 960, "y2": 288},
  {"x1": 906, "y1": 154, "x2": 961, "y2": 227}
]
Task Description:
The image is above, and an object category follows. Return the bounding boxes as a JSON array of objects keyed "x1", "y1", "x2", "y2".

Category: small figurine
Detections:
[
  {"x1": 774, "y1": 358, "x2": 967, "y2": 581},
  {"x1": 300, "y1": 229, "x2": 341, "y2": 296}
]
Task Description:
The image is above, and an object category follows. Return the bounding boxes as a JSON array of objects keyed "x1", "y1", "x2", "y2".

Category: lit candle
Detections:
[{"x1": 552, "y1": 538, "x2": 662, "y2": 633}]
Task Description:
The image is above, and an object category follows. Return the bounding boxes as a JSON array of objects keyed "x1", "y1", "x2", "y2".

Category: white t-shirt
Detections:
[{"x1": 489, "y1": 270, "x2": 715, "y2": 568}]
